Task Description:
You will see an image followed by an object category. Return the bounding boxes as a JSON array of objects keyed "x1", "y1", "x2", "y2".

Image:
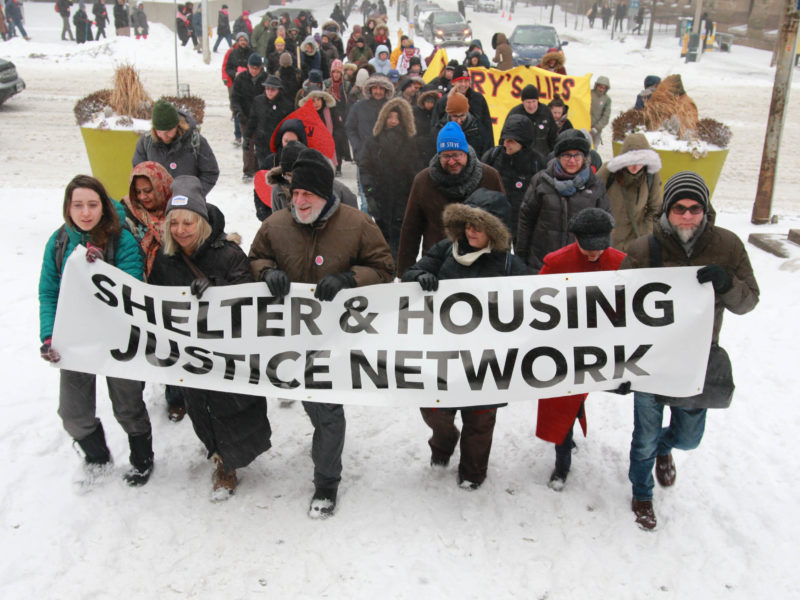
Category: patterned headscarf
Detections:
[{"x1": 123, "y1": 161, "x2": 173, "y2": 277}]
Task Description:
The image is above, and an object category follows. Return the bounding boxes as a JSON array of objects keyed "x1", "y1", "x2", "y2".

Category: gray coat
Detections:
[{"x1": 132, "y1": 112, "x2": 220, "y2": 196}]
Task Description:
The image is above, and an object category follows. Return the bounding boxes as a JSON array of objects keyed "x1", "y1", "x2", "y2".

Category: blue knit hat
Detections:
[{"x1": 437, "y1": 121, "x2": 469, "y2": 154}]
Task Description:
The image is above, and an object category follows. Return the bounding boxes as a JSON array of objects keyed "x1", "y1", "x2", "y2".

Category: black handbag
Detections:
[{"x1": 655, "y1": 344, "x2": 735, "y2": 409}]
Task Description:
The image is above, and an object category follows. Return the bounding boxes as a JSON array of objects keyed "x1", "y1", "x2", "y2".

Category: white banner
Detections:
[{"x1": 52, "y1": 246, "x2": 715, "y2": 407}]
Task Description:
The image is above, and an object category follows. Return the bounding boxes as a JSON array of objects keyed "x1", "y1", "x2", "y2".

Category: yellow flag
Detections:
[{"x1": 423, "y1": 48, "x2": 449, "y2": 84}]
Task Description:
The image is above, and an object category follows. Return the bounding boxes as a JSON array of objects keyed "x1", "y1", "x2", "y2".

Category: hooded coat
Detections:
[
  {"x1": 491, "y1": 32, "x2": 513, "y2": 70},
  {"x1": 369, "y1": 44, "x2": 392, "y2": 75},
  {"x1": 132, "y1": 112, "x2": 220, "y2": 196},
  {"x1": 590, "y1": 76, "x2": 612, "y2": 143},
  {"x1": 251, "y1": 14, "x2": 273, "y2": 58},
  {"x1": 537, "y1": 49, "x2": 566, "y2": 75},
  {"x1": 396, "y1": 149, "x2": 504, "y2": 275},
  {"x1": 300, "y1": 35, "x2": 330, "y2": 82},
  {"x1": 516, "y1": 158, "x2": 611, "y2": 271},
  {"x1": 344, "y1": 74, "x2": 395, "y2": 160},
  {"x1": 596, "y1": 133, "x2": 662, "y2": 252},
  {"x1": 148, "y1": 206, "x2": 271, "y2": 472},
  {"x1": 481, "y1": 114, "x2": 546, "y2": 243},
  {"x1": 359, "y1": 98, "x2": 422, "y2": 261},
  {"x1": 414, "y1": 90, "x2": 441, "y2": 166}
]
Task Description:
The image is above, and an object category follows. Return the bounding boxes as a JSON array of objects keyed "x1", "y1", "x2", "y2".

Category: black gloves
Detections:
[
  {"x1": 40, "y1": 338, "x2": 61, "y2": 363},
  {"x1": 417, "y1": 272, "x2": 439, "y2": 292},
  {"x1": 315, "y1": 272, "x2": 356, "y2": 301},
  {"x1": 190, "y1": 277, "x2": 211, "y2": 299},
  {"x1": 263, "y1": 269, "x2": 291, "y2": 299},
  {"x1": 612, "y1": 381, "x2": 631, "y2": 395},
  {"x1": 697, "y1": 265, "x2": 733, "y2": 294},
  {"x1": 85, "y1": 243, "x2": 104, "y2": 263}
]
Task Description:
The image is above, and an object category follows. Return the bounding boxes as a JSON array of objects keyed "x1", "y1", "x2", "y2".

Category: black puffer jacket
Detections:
[
  {"x1": 148, "y1": 205, "x2": 271, "y2": 471},
  {"x1": 132, "y1": 112, "x2": 220, "y2": 196},
  {"x1": 231, "y1": 69, "x2": 267, "y2": 128},
  {"x1": 481, "y1": 114, "x2": 546, "y2": 243},
  {"x1": 507, "y1": 102, "x2": 559, "y2": 158},
  {"x1": 516, "y1": 159, "x2": 611, "y2": 271}
]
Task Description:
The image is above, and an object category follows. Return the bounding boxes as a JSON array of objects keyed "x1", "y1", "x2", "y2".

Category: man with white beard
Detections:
[
  {"x1": 248, "y1": 147, "x2": 394, "y2": 519},
  {"x1": 619, "y1": 171, "x2": 760, "y2": 530}
]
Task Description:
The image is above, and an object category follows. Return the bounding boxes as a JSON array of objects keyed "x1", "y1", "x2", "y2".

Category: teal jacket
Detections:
[{"x1": 38, "y1": 203, "x2": 144, "y2": 342}]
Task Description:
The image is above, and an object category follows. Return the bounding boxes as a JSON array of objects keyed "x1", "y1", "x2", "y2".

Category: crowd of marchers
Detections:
[{"x1": 38, "y1": 3, "x2": 759, "y2": 529}]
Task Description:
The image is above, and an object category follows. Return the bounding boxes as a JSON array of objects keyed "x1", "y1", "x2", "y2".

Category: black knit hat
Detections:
[
  {"x1": 280, "y1": 140, "x2": 306, "y2": 173},
  {"x1": 248, "y1": 52, "x2": 262, "y2": 66},
  {"x1": 568, "y1": 208, "x2": 614, "y2": 251},
  {"x1": 553, "y1": 128, "x2": 590, "y2": 156},
  {"x1": 290, "y1": 148, "x2": 333, "y2": 201},
  {"x1": 521, "y1": 84, "x2": 539, "y2": 100},
  {"x1": 167, "y1": 175, "x2": 208, "y2": 220},
  {"x1": 662, "y1": 171, "x2": 710, "y2": 213},
  {"x1": 451, "y1": 65, "x2": 470, "y2": 81}
]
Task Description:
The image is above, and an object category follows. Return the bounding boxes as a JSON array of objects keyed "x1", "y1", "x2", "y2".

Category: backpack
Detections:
[
  {"x1": 53, "y1": 224, "x2": 122, "y2": 275},
  {"x1": 143, "y1": 127, "x2": 201, "y2": 162}
]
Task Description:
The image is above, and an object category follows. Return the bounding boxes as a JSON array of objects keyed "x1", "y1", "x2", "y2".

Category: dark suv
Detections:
[
  {"x1": 0, "y1": 59, "x2": 25, "y2": 105},
  {"x1": 508, "y1": 25, "x2": 567, "y2": 66}
]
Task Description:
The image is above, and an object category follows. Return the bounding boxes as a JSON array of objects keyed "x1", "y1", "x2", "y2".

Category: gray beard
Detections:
[
  {"x1": 296, "y1": 204, "x2": 324, "y2": 224},
  {"x1": 676, "y1": 224, "x2": 700, "y2": 243}
]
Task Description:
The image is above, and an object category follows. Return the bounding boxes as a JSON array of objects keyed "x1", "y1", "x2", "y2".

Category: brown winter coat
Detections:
[
  {"x1": 491, "y1": 32, "x2": 513, "y2": 71},
  {"x1": 597, "y1": 133, "x2": 663, "y2": 252},
  {"x1": 620, "y1": 215, "x2": 759, "y2": 345},
  {"x1": 396, "y1": 150, "x2": 504, "y2": 275},
  {"x1": 249, "y1": 198, "x2": 395, "y2": 286}
]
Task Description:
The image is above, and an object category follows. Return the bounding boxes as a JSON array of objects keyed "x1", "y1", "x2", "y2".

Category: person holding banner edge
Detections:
[
  {"x1": 148, "y1": 175, "x2": 272, "y2": 501},
  {"x1": 403, "y1": 188, "x2": 528, "y2": 489},
  {"x1": 619, "y1": 171, "x2": 759, "y2": 530},
  {"x1": 248, "y1": 147, "x2": 394, "y2": 518},
  {"x1": 39, "y1": 175, "x2": 154, "y2": 488}
]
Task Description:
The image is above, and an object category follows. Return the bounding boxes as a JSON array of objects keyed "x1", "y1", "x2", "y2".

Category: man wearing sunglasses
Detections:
[{"x1": 619, "y1": 171, "x2": 760, "y2": 530}]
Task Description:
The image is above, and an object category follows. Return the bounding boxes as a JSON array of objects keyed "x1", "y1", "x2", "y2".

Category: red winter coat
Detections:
[{"x1": 535, "y1": 242, "x2": 625, "y2": 444}]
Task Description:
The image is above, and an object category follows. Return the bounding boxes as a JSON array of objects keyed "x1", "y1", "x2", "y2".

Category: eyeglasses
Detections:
[
  {"x1": 559, "y1": 152, "x2": 584, "y2": 161},
  {"x1": 670, "y1": 203, "x2": 704, "y2": 215},
  {"x1": 450, "y1": 113, "x2": 468, "y2": 121},
  {"x1": 465, "y1": 222, "x2": 484, "y2": 232},
  {"x1": 440, "y1": 153, "x2": 464, "y2": 163}
]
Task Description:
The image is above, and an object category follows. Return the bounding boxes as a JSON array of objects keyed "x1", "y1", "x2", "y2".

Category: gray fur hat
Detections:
[{"x1": 568, "y1": 208, "x2": 614, "y2": 250}]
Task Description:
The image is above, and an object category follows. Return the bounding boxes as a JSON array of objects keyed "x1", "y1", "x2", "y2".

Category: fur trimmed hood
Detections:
[
  {"x1": 442, "y1": 188, "x2": 512, "y2": 252},
  {"x1": 604, "y1": 133, "x2": 661, "y2": 173},
  {"x1": 417, "y1": 89, "x2": 441, "y2": 109},
  {"x1": 373, "y1": 97, "x2": 416, "y2": 137},
  {"x1": 540, "y1": 50, "x2": 565, "y2": 68},
  {"x1": 322, "y1": 19, "x2": 340, "y2": 33},
  {"x1": 364, "y1": 74, "x2": 395, "y2": 98},
  {"x1": 298, "y1": 90, "x2": 337, "y2": 108}
]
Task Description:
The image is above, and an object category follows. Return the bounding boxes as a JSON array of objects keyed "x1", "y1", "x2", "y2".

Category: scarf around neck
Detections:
[
  {"x1": 544, "y1": 161, "x2": 591, "y2": 197},
  {"x1": 428, "y1": 147, "x2": 484, "y2": 200}
]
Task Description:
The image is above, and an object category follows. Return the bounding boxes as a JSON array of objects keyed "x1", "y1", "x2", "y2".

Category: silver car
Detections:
[{"x1": 423, "y1": 11, "x2": 473, "y2": 46}]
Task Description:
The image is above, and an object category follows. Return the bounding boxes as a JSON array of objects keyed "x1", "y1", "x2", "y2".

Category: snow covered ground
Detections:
[{"x1": 2, "y1": 1, "x2": 800, "y2": 598}]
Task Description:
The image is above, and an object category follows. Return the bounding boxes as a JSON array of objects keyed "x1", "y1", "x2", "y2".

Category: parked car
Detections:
[
  {"x1": 508, "y1": 24, "x2": 567, "y2": 66},
  {"x1": 0, "y1": 59, "x2": 25, "y2": 106},
  {"x1": 422, "y1": 11, "x2": 472, "y2": 46},
  {"x1": 475, "y1": 0, "x2": 499, "y2": 12}
]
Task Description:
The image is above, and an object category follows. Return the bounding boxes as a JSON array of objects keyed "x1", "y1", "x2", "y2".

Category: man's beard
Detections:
[
  {"x1": 676, "y1": 224, "x2": 700, "y2": 243},
  {"x1": 296, "y1": 204, "x2": 324, "y2": 224}
]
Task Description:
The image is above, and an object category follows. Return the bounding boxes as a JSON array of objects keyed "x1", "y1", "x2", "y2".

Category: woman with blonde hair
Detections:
[{"x1": 149, "y1": 175, "x2": 271, "y2": 500}]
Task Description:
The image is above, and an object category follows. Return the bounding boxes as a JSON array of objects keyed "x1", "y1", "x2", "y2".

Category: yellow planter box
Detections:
[
  {"x1": 80, "y1": 128, "x2": 142, "y2": 201},
  {"x1": 612, "y1": 142, "x2": 729, "y2": 200}
]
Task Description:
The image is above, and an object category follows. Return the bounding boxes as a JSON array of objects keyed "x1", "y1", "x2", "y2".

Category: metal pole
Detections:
[
  {"x1": 752, "y1": 0, "x2": 800, "y2": 224},
  {"x1": 645, "y1": 0, "x2": 655, "y2": 48},
  {"x1": 174, "y1": 0, "x2": 180, "y2": 95},
  {"x1": 202, "y1": 0, "x2": 209, "y2": 64},
  {"x1": 692, "y1": 0, "x2": 703, "y2": 34}
]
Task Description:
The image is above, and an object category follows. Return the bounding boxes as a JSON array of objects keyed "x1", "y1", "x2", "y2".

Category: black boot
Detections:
[
  {"x1": 76, "y1": 423, "x2": 111, "y2": 465},
  {"x1": 308, "y1": 487, "x2": 337, "y2": 519},
  {"x1": 124, "y1": 433, "x2": 154, "y2": 486}
]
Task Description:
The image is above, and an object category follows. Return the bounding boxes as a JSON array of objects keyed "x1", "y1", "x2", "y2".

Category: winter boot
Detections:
[
  {"x1": 548, "y1": 468, "x2": 569, "y2": 492},
  {"x1": 655, "y1": 453, "x2": 676, "y2": 487},
  {"x1": 76, "y1": 422, "x2": 112, "y2": 465},
  {"x1": 211, "y1": 455, "x2": 237, "y2": 501},
  {"x1": 457, "y1": 478, "x2": 481, "y2": 491},
  {"x1": 631, "y1": 498, "x2": 657, "y2": 530},
  {"x1": 124, "y1": 433, "x2": 154, "y2": 487},
  {"x1": 308, "y1": 487, "x2": 337, "y2": 519}
]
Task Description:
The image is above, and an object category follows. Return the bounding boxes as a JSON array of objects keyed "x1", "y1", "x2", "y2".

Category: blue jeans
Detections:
[
  {"x1": 213, "y1": 33, "x2": 231, "y2": 51},
  {"x1": 629, "y1": 392, "x2": 707, "y2": 501}
]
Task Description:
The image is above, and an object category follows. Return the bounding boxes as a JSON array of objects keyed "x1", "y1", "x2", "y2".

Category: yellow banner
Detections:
[
  {"x1": 421, "y1": 49, "x2": 592, "y2": 145},
  {"x1": 468, "y1": 66, "x2": 593, "y2": 145}
]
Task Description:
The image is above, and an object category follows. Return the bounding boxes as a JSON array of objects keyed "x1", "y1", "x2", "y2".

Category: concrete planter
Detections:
[
  {"x1": 612, "y1": 142, "x2": 729, "y2": 199},
  {"x1": 79, "y1": 127, "x2": 141, "y2": 200}
]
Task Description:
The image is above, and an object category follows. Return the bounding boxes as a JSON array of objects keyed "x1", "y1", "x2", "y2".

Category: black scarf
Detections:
[{"x1": 428, "y1": 147, "x2": 484, "y2": 201}]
